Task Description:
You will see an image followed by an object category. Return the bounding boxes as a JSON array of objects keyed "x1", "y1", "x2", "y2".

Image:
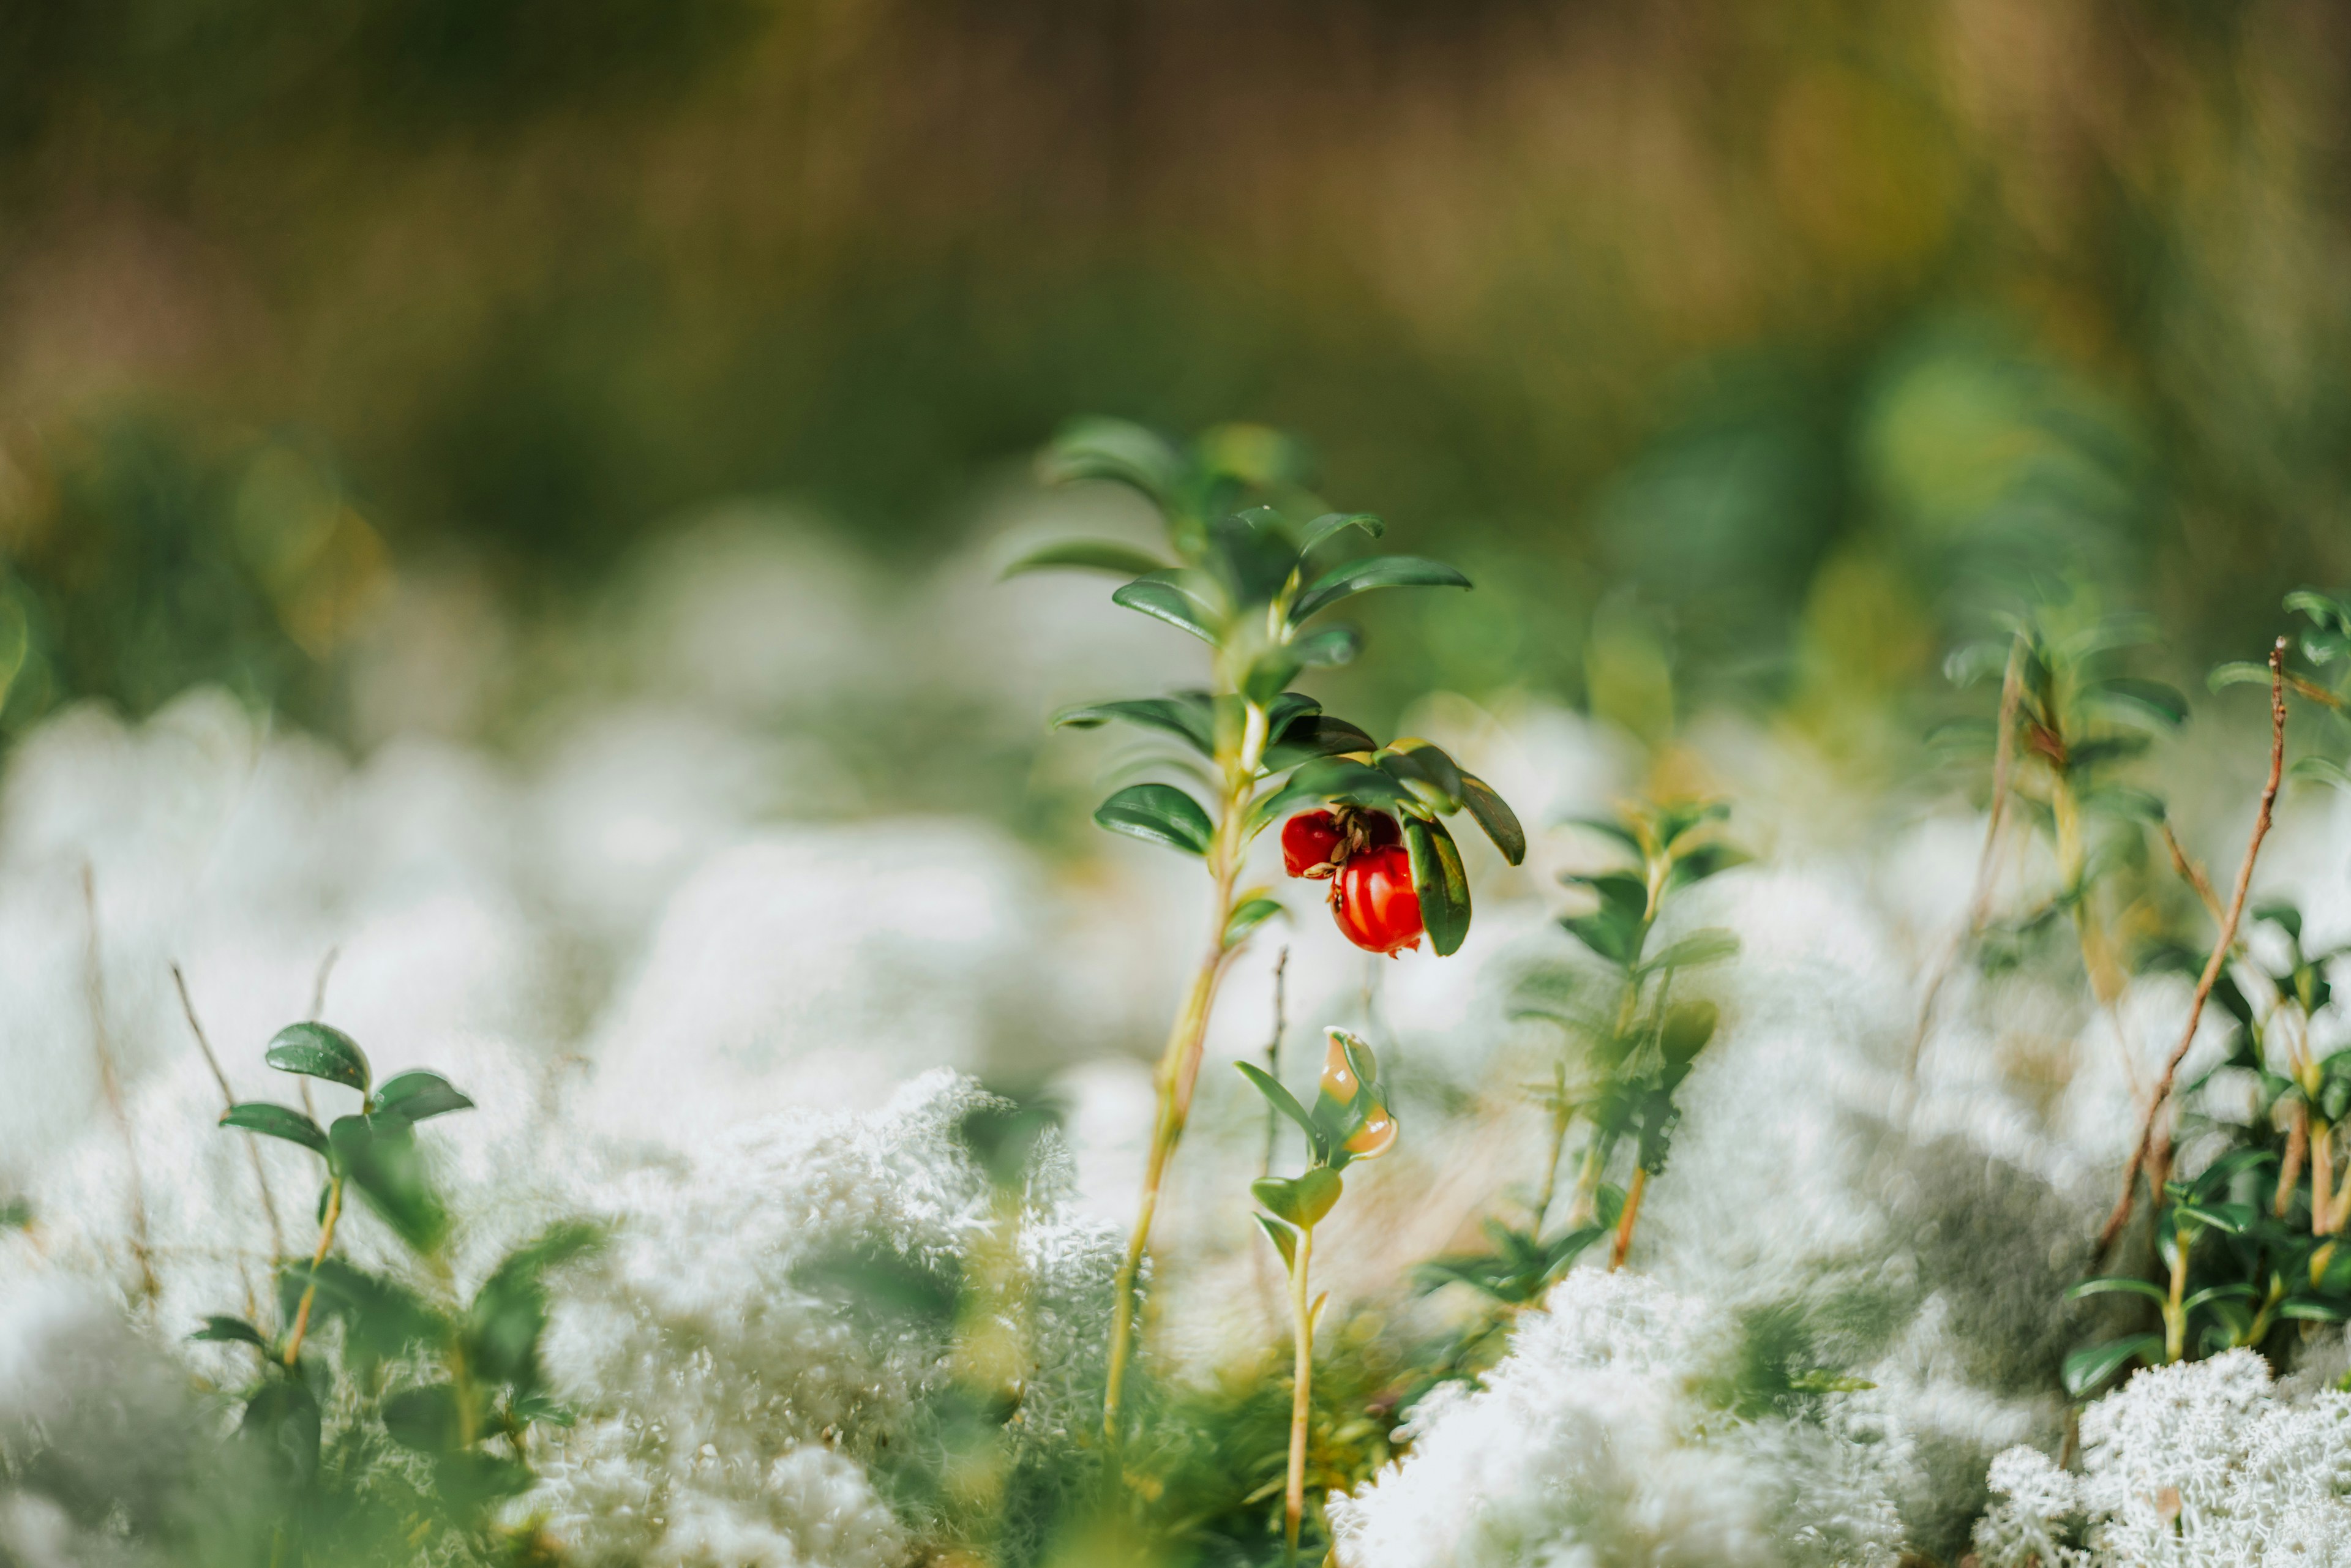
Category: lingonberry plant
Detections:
[
  {"x1": 206, "y1": 1021, "x2": 598, "y2": 1564},
  {"x1": 1237, "y1": 1027, "x2": 1398, "y2": 1566},
  {"x1": 1011, "y1": 417, "x2": 1524, "y2": 1438}
]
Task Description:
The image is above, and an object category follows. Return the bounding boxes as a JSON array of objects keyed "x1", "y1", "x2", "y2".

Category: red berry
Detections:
[
  {"x1": 1358, "y1": 811, "x2": 1402, "y2": 850},
  {"x1": 1281, "y1": 811, "x2": 1344, "y2": 878},
  {"x1": 1332, "y1": 844, "x2": 1423, "y2": 955}
]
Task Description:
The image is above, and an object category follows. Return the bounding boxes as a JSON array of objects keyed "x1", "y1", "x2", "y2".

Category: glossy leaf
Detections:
[
  {"x1": 221, "y1": 1102, "x2": 331, "y2": 1160},
  {"x1": 2285, "y1": 588, "x2": 2351, "y2": 634},
  {"x1": 370, "y1": 1070, "x2": 475, "y2": 1125},
  {"x1": 2209, "y1": 660, "x2": 2277, "y2": 692},
  {"x1": 1237, "y1": 1062, "x2": 1324, "y2": 1153},
  {"x1": 1261, "y1": 713, "x2": 1379, "y2": 772},
  {"x1": 1223, "y1": 896, "x2": 1286, "y2": 948},
  {"x1": 264, "y1": 1022, "x2": 371, "y2": 1094},
  {"x1": 1037, "y1": 418, "x2": 1186, "y2": 506},
  {"x1": 1094, "y1": 784, "x2": 1215, "y2": 855},
  {"x1": 1404, "y1": 814, "x2": 1472, "y2": 956},
  {"x1": 2062, "y1": 1334, "x2": 2162, "y2": 1397},
  {"x1": 1458, "y1": 772, "x2": 1526, "y2": 865},
  {"x1": 1298, "y1": 511, "x2": 1384, "y2": 553},
  {"x1": 1288, "y1": 555, "x2": 1471, "y2": 625},
  {"x1": 2066, "y1": 1276, "x2": 2170, "y2": 1305},
  {"x1": 192, "y1": 1315, "x2": 269, "y2": 1349},
  {"x1": 1242, "y1": 626, "x2": 1362, "y2": 707},
  {"x1": 329, "y1": 1116, "x2": 447, "y2": 1253},
  {"x1": 1248, "y1": 755, "x2": 1412, "y2": 833},
  {"x1": 2088, "y1": 677, "x2": 2190, "y2": 730},
  {"x1": 1378, "y1": 741, "x2": 1463, "y2": 814},
  {"x1": 1112, "y1": 572, "x2": 1224, "y2": 643},
  {"x1": 2279, "y1": 1297, "x2": 2351, "y2": 1322},
  {"x1": 1659, "y1": 1000, "x2": 1719, "y2": 1071},
  {"x1": 1000, "y1": 538, "x2": 1172, "y2": 579},
  {"x1": 1054, "y1": 695, "x2": 1216, "y2": 757}
]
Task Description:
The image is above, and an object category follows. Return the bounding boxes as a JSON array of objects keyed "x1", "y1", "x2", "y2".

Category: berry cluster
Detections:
[{"x1": 1281, "y1": 807, "x2": 1425, "y2": 955}]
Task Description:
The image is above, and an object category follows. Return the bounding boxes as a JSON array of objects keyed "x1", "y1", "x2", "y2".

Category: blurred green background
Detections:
[{"x1": 2, "y1": 0, "x2": 2346, "y2": 762}]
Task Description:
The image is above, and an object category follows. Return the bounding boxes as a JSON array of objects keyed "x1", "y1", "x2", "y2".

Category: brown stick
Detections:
[
  {"x1": 281, "y1": 1176, "x2": 342, "y2": 1366},
  {"x1": 2160, "y1": 820, "x2": 2225, "y2": 925},
  {"x1": 174, "y1": 964, "x2": 287, "y2": 1261},
  {"x1": 1905, "y1": 630, "x2": 2027, "y2": 1087},
  {"x1": 2098, "y1": 639, "x2": 2287, "y2": 1253},
  {"x1": 1607, "y1": 1167, "x2": 1648, "y2": 1272},
  {"x1": 82, "y1": 864, "x2": 159, "y2": 1304}
]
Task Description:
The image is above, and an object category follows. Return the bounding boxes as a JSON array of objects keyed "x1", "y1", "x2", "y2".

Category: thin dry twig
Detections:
[
  {"x1": 173, "y1": 964, "x2": 286, "y2": 1261},
  {"x1": 2160, "y1": 819, "x2": 2225, "y2": 925},
  {"x1": 2098, "y1": 638, "x2": 2288, "y2": 1254},
  {"x1": 1904, "y1": 629, "x2": 2027, "y2": 1089},
  {"x1": 82, "y1": 863, "x2": 159, "y2": 1303},
  {"x1": 1260, "y1": 947, "x2": 1289, "y2": 1181}
]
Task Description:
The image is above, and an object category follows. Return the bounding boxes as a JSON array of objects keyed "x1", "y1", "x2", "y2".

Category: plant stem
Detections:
[
  {"x1": 2315, "y1": 1121, "x2": 2336, "y2": 1239},
  {"x1": 2163, "y1": 1223, "x2": 2189, "y2": 1362},
  {"x1": 282, "y1": 1176, "x2": 343, "y2": 1367},
  {"x1": 2099, "y1": 640, "x2": 2287, "y2": 1255},
  {"x1": 1531, "y1": 1065, "x2": 1570, "y2": 1229},
  {"x1": 1262, "y1": 948, "x2": 1289, "y2": 1180},
  {"x1": 1607, "y1": 1167, "x2": 1647, "y2": 1272},
  {"x1": 1284, "y1": 1224, "x2": 1315, "y2": 1568},
  {"x1": 1104, "y1": 702, "x2": 1267, "y2": 1444}
]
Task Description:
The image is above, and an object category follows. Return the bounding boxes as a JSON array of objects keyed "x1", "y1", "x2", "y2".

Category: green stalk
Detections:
[
  {"x1": 2163, "y1": 1221, "x2": 2191, "y2": 1363},
  {"x1": 1103, "y1": 699, "x2": 1268, "y2": 1444},
  {"x1": 282, "y1": 1174, "x2": 343, "y2": 1367},
  {"x1": 1284, "y1": 1223, "x2": 1316, "y2": 1568}
]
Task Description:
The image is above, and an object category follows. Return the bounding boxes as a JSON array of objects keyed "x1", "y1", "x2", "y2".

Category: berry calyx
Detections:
[{"x1": 1331, "y1": 844, "x2": 1423, "y2": 955}]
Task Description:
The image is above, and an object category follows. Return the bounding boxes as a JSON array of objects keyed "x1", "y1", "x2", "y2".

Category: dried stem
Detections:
[
  {"x1": 1905, "y1": 629, "x2": 2027, "y2": 1088},
  {"x1": 2160, "y1": 820, "x2": 2225, "y2": 925},
  {"x1": 174, "y1": 966, "x2": 285, "y2": 1319},
  {"x1": 1261, "y1": 948, "x2": 1289, "y2": 1180},
  {"x1": 2098, "y1": 639, "x2": 2287, "y2": 1254},
  {"x1": 81, "y1": 863, "x2": 158, "y2": 1303}
]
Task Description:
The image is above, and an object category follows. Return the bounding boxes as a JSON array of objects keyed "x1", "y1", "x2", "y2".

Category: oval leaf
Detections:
[
  {"x1": 1403, "y1": 814, "x2": 1471, "y2": 957},
  {"x1": 1053, "y1": 695, "x2": 1216, "y2": 757},
  {"x1": 1000, "y1": 538, "x2": 1173, "y2": 580},
  {"x1": 1299, "y1": 512, "x2": 1384, "y2": 553},
  {"x1": 2066, "y1": 1276, "x2": 2171, "y2": 1305},
  {"x1": 192, "y1": 1315, "x2": 271, "y2": 1349},
  {"x1": 2063, "y1": 1334, "x2": 2162, "y2": 1397},
  {"x1": 1094, "y1": 784, "x2": 1215, "y2": 856},
  {"x1": 221, "y1": 1101, "x2": 332, "y2": 1160},
  {"x1": 1253, "y1": 1212, "x2": 1300, "y2": 1271},
  {"x1": 329, "y1": 1116, "x2": 447, "y2": 1253},
  {"x1": 1289, "y1": 555, "x2": 1471, "y2": 625},
  {"x1": 371, "y1": 1070, "x2": 476, "y2": 1125},
  {"x1": 1112, "y1": 572, "x2": 1224, "y2": 643},
  {"x1": 1037, "y1": 418, "x2": 1186, "y2": 505},
  {"x1": 1457, "y1": 772, "x2": 1526, "y2": 865},
  {"x1": 264, "y1": 1022, "x2": 372, "y2": 1095},
  {"x1": 1223, "y1": 896, "x2": 1286, "y2": 949}
]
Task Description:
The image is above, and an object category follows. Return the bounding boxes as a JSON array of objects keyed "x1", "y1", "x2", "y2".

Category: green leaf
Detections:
[
  {"x1": 1248, "y1": 754, "x2": 1412, "y2": 832},
  {"x1": 1253, "y1": 1213, "x2": 1300, "y2": 1272},
  {"x1": 2285, "y1": 588, "x2": 2351, "y2": 634},
  {"x1": 241, "y1": 1378, "x2": 322, "y2": 1487},
  {"x1": 1000, "y1": 539, "x2": 1173, "y2": 579},
  {"x1": 1288, "y1": 555, "x2": 1472, "y2": 625},
  {"x1": 1457, "y1": 772, "x2": 1526, "y2": 866},
  {"x1": 2172, "y1": 1201, "x2": 2252, "y2": 1235},
  {"x1": 192, "y1": 1315, "x2": 270, "y2": 1349},
  {"x1": 1112, "y1": 571, "x2": 1224, "y2": 643},
  {"x1": 1378, "y1": 739, "x2": 1465, "y2": 814},
  {"x1": 469, "y1": 1221, "x2": 605, "y2": 1389},
  {"x1": 2210, "y1": 660, "x2": 2278, "y2": 692},
  {"x1": 1223, "y1": 897, "x2": 1286, "y2": 949},
  {"x1": 370, "y1": 1070, "x2": 475, "y2": 1125},
  {"x1": 329, "y1": 1116, "x2": 447, "y2": 1253},
  {"x1": 2281, "y1": 1297, "x2": 2351, "y2": 1322},
  {"x1": 2180, "y1": 1283, "x2": 2260, "y2": 1313},
  {"x1": 220, "y1": 1102, "x2": 331, "y2": 1160},
  {"x1": 1242, "y1": 627, "x2": 1363, "y2": 707},
  {"x1": 2290, "y1": 757, "x2": 2351, "y2": 793},
  {"x1": 2063, "y1": 1335, "x2": 2162, "y2": 1397},
  {"x1": 1037, "y1": 418, "x2": 1187, "y2": 506},
  {"x1": 1638, "y1": 928, "x2": 1741, "y2": 977},
  {"x1": 1054, "y1": 695, "x2": 1216, "y2": 757},
  {"x1": 1253, "y1": 1168, "x2": 1343, "y2": 1228},
  {"x1": 381, "y1": 1383, "x2": 466, "y2": 1453},
  {"x1": 2066, "y1": 1276, "x2": 2170, "y2": 1305},
  {"x1": 276, "y1": 1257, "x2": 452, "y2": 1367},
  {"x1": 1237, "y1": 1062, "x2": 1324, "y2": 1153},
  {"x1": 1404, "y1": 814, "x2": 1472, "y2": 957},
  {"x1": 264, "y1": 1022, "x2": 371, "y2": 1095},
  {"x1": 1262, "y1": 713, "x2": 1379, "y2": 772},
  {"x1": 2089, "y1": 677, "x2": 2191, "y2": 730},
  {"x1": 1299, "y1": 511, "x2": 1384, "y2": 554},
  {"x1": 1094, "y1": 784, "x2": 1215, "y2": 855},
  {"x1": 1659, "y1": 1000, "x2": 1719, "y2": 1072}
]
